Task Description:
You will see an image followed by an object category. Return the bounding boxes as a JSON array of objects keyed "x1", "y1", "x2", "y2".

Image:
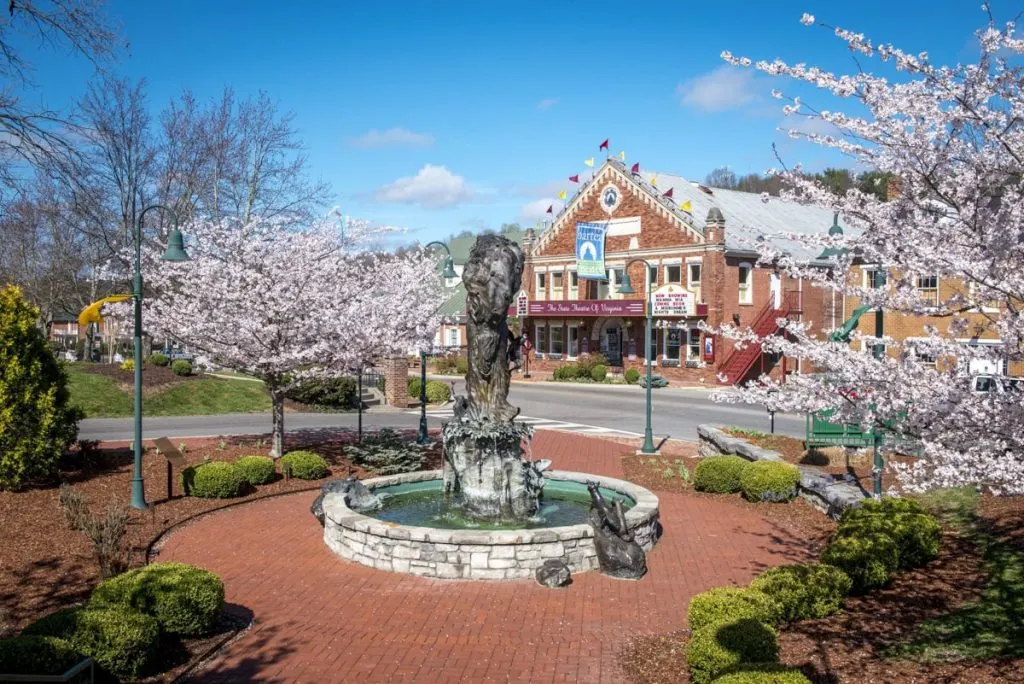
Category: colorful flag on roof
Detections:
[
  {"x1": 584, "y1": 157, "x2": 595, "y2": 167},
  {"x1": 631, "y1": 162, "x2": 640, "y2": 173},
  {"x1": 546, "y1": 205, "x2": 553, "y2": 214},
  {"x1": 681, "y1": 200, "x2": 693, "y2": 212},
  {"x1": 651, "y1": 175, "x2": 658, "y2": 187},
  {"x1": 558, "y1": 190, "x2": 567, "y2": 200},
  {"x1": 599, "y1": 139, "x2": 609, "y2": 151},
  {"x1": 663, "y1": 187, "x2": 674, "y2": 199},
  {"x1": 569, "y1": 174, "x2": 579, "y2": 183},
  {"x1": 618, "y1": 151, "x2": 626, "y2": 161}
]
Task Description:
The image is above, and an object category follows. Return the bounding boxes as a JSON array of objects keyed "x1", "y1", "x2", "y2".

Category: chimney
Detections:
[
  {"x1": 704, "y1": 206, "x2": 726, "y2": 244},
  {"x1": 522, "y1": 227, "x2": 536, "y2": 256}
]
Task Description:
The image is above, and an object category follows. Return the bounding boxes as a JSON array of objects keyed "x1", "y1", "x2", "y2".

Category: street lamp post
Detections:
[
  {"x1": 130, "y1": 205, "x2": 190, "y2": 510},
  {"x1": 617, "y1": 259, "x2": 657, "y2": 454},
  {"x1": 871, "y1": 268, "x2": 886, "y2": 499},
  {"x1": 418, "y1": 241, "x2": 458, "y2": 445}
]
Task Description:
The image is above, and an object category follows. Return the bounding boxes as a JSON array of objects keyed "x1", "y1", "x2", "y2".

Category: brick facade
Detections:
[
  {"x1": 381, "y1": 355, "x2": 411, "y2": 407},
  {"x1": 519, "y1": 162, "x2": 833, "y2": 384}
]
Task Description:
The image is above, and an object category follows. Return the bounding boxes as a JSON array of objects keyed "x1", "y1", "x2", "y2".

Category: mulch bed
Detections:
[
  {"x1": 617, "y1": 487, "x2": 1024, "y2": 683},
  {"x1": 0, "y1": 428, "x2": 442, "y2": 640}
]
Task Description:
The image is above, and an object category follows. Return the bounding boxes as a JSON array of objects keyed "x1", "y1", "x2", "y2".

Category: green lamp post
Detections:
[
  {"x1": 871, "y1": 267, "x2": 886, "y2": 499},
  {"x1": 616, "y1": 258, "x2": 658, "y2": 454},
  {"x1": 131, "y1": 205, "x2": 190, "y2": 510},
  {"x1": 418, "y1": 241, "x2": 458, "y2": 445}
]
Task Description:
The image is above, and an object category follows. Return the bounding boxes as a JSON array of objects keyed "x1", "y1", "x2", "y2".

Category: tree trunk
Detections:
[{"x1": 270, "y1": 387, "x2": 285, "y2": 458}]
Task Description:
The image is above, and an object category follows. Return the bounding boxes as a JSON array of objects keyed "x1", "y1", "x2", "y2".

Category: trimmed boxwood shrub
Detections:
[
  {"x1": 552, "y1": 364, "x2": 580, "y2": 381},
  {"x1": 710, "y1": 664, "x2": 812, "y2": 683},
  {"x1": 590, "y1": 364, "x2": 608, "y2": 382},
  {"x1": 90, "y1": 562, "x2": 225, "y2": 636},
  {"x1": 148, "y1": 352, "x2": 169, "y2": 367},
  {"x1": 171, "y1": 359, "x2": 193, "y2": 376},
  {"x1": 0, "y1": 636, "x2": 83, "y2": 676},
  {"x1": 624, "y1": 367, "x2": 640, "y2": 384},
  {"x1": 820, "y1": 532, "x2": 899, "y2": 594},
  {"x1": 845, "y1": 496, "x2": 926, "y2": 519},
  {"x1": 425, "y1": 380, "x2": 451, "y2": 404},
  {"x1": 180, "y1": 461, "x2": 246, "y2": 498},
  {"x1": 694, "y1": 456, "x2": 749, "y2": 493},
  {"x1": 407, "y1": 377, "x2": 423, "y2": 399},
  {"x1": 235, "y1": 455, "x2": 276, "y2": 485},
  {"x1": 835, "y1": 511, "x2": 942, "y2": 570},
  {"x1": 686, "y1": 619, "x2": 779, "y2": 684},
  {"x1": 23, "y1": 606, "x2": 160, "y2": 679},
  {"x1": 739, "y1": 461, "x2": 801, "y2": 503},
  {"x1": 749, "y1": 563, "x2": 852, "y2": 623},
  {"x1": 688, "y1": 587, "x2": 780, "y2": 631},
  {"x1": 280, "y1": 450, "x2": 329, "y2": 480}
]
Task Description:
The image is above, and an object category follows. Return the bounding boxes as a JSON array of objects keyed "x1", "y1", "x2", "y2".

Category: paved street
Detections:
[{"x1": 78, "y1": 378, "x2": 805, "y2": 442}]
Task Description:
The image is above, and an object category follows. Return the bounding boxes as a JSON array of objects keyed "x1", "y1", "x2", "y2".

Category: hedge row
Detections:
[
  {"x1": 180, "y1": 450, "x2": 329, "y2": 498},
  {"x1": 693, "y1": 456, "x2": 800, "y2": 504},
  {"x1": 10, "y1": 562, "x2": 224, "y2": 680},
  {"x1": 407, "y1": 378, "x2": 451, "y2": 403}
]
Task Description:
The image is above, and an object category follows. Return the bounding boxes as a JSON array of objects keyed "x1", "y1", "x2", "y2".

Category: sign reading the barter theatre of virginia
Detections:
[
  {"x1": 575, "y1": 222, "x2": 608, "y2": 279},
  {"x1": 651, "y1": 284, "x2": 693, "y2": 317},
  {"x1": 528, "y1": 300, "x2": 645, "y2": 316}
]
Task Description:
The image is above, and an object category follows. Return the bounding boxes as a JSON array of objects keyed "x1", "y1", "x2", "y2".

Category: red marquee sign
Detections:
[{"x1": 527, "y1": 300, "x2": 645, "y2": 316}]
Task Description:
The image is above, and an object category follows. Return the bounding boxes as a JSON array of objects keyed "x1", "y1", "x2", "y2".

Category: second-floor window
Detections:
[
  {"x1": 551, "y1": 272, "x2": 564, "y2": 300},
  {"x1": 536, "y1": 272, "x2": 546, "y2": 299},
  {"x1": 738, "y1": 264, "x2": 752, "y2": 304},
  {"x1": 665, "y1": 264, "x2": 682, "y2": 285},
  {"x1": 916, "y1": 275, "x2": 939, "y2": 307},
  {"x1": 568, "y1": 270, "x2": 578, "y2": 300},
  {"x1": 688, "y1": 263, "x2": 702, "y2": 289}
]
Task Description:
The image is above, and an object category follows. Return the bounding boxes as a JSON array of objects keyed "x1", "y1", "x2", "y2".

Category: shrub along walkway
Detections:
[{"x1": 155, "y1": 432, "x2": 816, "y2": 683}]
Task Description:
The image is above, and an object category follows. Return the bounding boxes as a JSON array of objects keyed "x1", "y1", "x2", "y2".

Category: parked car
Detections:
[{"x1": 971, "y1": 374, "x2": 1021, "y2": 394}]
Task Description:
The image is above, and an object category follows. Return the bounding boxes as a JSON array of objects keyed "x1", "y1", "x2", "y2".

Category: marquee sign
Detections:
[
  {"x1": 650, "y1": 284, "x2": 694, "y2": 317},
  {"x1": 528, "y1": 300, "x2": 645, "y2": 316},
  {"x1": 516, "y1": 290, "x2": 529, "y2": 316}
]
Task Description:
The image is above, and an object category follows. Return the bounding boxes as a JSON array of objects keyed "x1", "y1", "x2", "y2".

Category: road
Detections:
[{"x1": 78, "y1": 378, "x2": 804, "y2": 442}]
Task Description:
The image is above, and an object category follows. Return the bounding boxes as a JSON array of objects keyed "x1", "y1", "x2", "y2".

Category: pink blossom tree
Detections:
[
  {"x1": 714, "y1": 8, "x2": 1024, "y2": 494},
  {"x1": 143, "y1": 216, "x2": 444, "y2": 457}
]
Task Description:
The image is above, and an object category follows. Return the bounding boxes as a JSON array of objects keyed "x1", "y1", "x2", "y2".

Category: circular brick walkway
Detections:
[{"x1": 157, "y1": 432, "x2": 814, "y2": 683}]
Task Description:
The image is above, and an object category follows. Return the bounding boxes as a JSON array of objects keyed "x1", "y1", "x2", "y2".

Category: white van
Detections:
[{"x1": 971, "y1": 374, "x2": 1022, "y2": 394}]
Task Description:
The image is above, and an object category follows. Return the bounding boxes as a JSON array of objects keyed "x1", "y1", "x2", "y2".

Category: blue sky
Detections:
[{"x1": 25, "y1": 0, "x2": 994, "y2": 243}]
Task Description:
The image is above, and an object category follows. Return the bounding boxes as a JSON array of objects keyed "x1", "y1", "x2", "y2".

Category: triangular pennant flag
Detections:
[
  {"x1": 599, "y1": 139, "x2": 609, "y2": 151},
  {"x1": 681, "y1": 200, "x2": 693, "y2": 212},
  {"x1": 663, "y1": 187, "x2": 674, "y2": 199},
  {"x1": 558, "y1": 190, "x2": 567, "y2": 200},
  {"x1": 618, "y1": 151, "x2": 626, "y2": 161},
  {"x1": 568, "y1": 174, "x2": 579, "y2": 183},
  {"x1": 651, "y1": 175, "x2": 658, "y2": 187},
  {"x1": 584, "y1": 157, "x2": 595, "y2": 167},
  {"x1": 631, "y1": 162, "x2": 640, "y2": 174},
  {"x1": 546, "y1": 205, "x2": 553, "y2": 214}
]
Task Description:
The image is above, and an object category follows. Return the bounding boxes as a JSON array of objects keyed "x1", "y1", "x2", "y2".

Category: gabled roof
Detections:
[
  {"x1": 437, "y1": 285, "x2": 467, "y2": 317},
  {"x1": 532, "y1": 158, "x2": 849, "y2": 264}
]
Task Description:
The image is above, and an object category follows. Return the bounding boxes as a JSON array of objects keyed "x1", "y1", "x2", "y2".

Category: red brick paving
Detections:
[{"x1": 156, "y1": 432, "x2": 815, "y2": 683}]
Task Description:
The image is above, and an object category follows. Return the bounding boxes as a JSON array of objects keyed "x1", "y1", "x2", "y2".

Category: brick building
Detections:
[{"x1": 519, "y1": 158, "x2": 840, "y2": 384}]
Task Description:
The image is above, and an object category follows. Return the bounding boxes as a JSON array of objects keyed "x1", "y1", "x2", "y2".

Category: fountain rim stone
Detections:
[{"x1": 322, "y1": 469, "x2": 660, "y2": 546}]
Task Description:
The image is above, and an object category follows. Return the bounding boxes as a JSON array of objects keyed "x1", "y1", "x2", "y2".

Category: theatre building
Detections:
[{"x1": 518, "y1": 158, "x2": 838, "y2": 385}]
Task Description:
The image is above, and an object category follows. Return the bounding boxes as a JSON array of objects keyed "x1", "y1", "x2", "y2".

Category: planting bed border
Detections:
[{"x1": 697, "y1": 424, "x2": 867, "y2": 519}]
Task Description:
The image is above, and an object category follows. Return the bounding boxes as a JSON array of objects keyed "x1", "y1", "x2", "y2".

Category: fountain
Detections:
[{"x1": 321, "y1": 235, "x2": 661, "y2": 580}]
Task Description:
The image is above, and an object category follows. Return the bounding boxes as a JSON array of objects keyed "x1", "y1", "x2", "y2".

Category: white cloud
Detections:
[
  {"x1": 677, "y1": 66, "x2": 759, "y2": 112},
  {"x1": 519, "y1": 198, "x2": 555, "y2": 222},
  {"x1": 348, "y1": 127, "x2": 435, "y2": 149},
  {"x1": 372, "y1": 164, "x2": 474, "y2": 209},
  {"x1": 537, "y1": 97, "x2": 559, "y2": 110}
]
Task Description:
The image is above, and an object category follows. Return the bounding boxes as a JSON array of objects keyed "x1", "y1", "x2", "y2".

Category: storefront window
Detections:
[
  {"x1": 550, "y1": 326, "x2": 564, "y2": 355},
  {"x1": 536, "y1": 325, "x2": 547, "y2": 354},
  {"x1": 666, "y1": 329, "x2": 682, "y2": 361},
  {"x1": 688, "y1": 329, "x2": 701, "y2": 359}
]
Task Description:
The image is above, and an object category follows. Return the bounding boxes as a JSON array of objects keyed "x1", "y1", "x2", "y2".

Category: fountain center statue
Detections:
[{"x1": 441, "y1": 234, "x2": 547, "y2": 520}]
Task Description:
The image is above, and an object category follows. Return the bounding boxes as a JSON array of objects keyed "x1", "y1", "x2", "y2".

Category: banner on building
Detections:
[{"x1": 575, "y1": 221, "x2": 607, "y2": 279}]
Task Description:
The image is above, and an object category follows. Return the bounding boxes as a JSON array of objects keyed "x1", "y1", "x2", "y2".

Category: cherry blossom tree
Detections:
[
  {"x1": 713, "y1": 7, "x2": 1024, "y2": 494},
  {"x1": 141, "y1": 215, "x2": 444, "y2": 457}
]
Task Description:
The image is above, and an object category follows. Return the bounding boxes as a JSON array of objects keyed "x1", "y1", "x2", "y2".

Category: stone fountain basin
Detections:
[{"x1": 322, "y1": 469, "x2": 661, "y2": 580}]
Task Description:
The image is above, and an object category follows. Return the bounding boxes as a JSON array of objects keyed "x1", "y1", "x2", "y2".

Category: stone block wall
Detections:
[
  {"x1": 322, "y1": 470, "x2": 661, "y2": 580},
  {"x1": 696, "y1": 424, "x2": 867, "y2": 520}
]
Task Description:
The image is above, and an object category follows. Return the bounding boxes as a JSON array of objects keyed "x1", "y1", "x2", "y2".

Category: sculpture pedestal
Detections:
[{"x1": 442, "y1": 419, "x2": 544, "y2": 520}]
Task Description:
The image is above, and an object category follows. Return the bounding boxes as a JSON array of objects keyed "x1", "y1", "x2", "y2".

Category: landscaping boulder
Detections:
[
  {"x1": 535, "y1": 559, "x2": 572, "y2": 588},
  {"x1": 311, "y1": 477, "x2": 381, "y2": 525}
]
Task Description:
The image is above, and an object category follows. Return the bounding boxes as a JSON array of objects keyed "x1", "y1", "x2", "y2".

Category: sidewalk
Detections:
[{"x1": 416, "y1": 371, "x2": 717, "y2": 394}]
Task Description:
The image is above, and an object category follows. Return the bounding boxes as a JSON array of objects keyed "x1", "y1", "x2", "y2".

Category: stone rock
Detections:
[
  {"x1": 535, "y1": 559, "x2": 571, "y2": 588},
  {"x1": 311, "y1": 477, "x2": 381, "y2": 526}
]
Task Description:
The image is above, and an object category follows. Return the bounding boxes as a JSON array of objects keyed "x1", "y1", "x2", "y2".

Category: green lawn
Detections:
[
  {"x1": 887, "y1": 487, "x2": 1024, "y2": 662},
  {"x1": 67, "y1": 366, "x2": 271, "y2": 418}
]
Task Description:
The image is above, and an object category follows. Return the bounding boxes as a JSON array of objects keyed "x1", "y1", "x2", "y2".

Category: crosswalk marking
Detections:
[{"x1": 406, "y1": 407, "x2": 642, "y2": 438}]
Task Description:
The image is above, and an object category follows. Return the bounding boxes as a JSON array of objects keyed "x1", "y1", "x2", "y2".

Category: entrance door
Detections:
[{"x1": 603, "y1": 326, "x2": 621, "y2": 365}]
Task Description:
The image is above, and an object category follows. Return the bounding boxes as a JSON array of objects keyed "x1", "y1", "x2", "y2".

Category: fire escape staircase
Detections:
[{"x1": 717, "y1": 291, "x2": 802, "y2": 385}]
